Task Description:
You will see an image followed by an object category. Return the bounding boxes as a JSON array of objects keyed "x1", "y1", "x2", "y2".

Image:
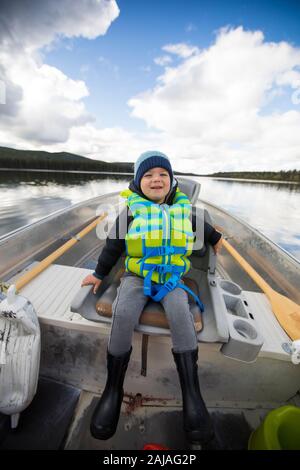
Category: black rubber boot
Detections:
[
  {"x1": 90, "y1": 347, "x2": 132, "y2": 440},
  {"x1": 172, "y1": 348, "x2": 215, "y2": 445}
]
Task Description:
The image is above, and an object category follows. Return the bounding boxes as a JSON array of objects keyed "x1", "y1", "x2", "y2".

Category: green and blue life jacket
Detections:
[{"x1": 120, "y1": 188, "x2": 204, "y2": 311}]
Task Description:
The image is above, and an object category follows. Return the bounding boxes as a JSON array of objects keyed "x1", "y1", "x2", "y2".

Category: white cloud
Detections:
[
  {"x1": 0, "y1": 0, "x2": 120, "y2": 52},
  {"x1": 128, "y1": 27, "x2": 300, "y2": 172},
  {"x1": 0, "y1": 0, "x2": 119, "y2": 145},
  {"x1": 0, "y1": 0, "x2": 148, "y2": 163},
  {"x1": 162, "y1": 43, "x2": 200, "y2": 58},
  {"x1": 10, "y1": 124, "x2": 163, "y2": 165},
  {"x1": 154, "y1": 55, "x2": 173, "y2": 66},
  {"x1": 276, "y1": 69, "x2": 300, "y2": 89},
  {"x1": 1, "y1": 50, "x2": 93, "y2": 144}
]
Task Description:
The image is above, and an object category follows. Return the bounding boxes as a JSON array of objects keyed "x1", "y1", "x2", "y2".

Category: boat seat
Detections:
[
  {"x1": 176, "y1": 177, "x2": 200, "y2": 204},
  {"x1": 95, "y1": 267, "x2": 204, "y2": 376},
  {"x1": 95, "y1": 267, "x2": 203, "y2": 332}
]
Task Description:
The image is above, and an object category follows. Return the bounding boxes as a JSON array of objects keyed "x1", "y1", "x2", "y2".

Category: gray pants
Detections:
[{"x1": 108, "y1": 273, "x2": 198, "y2": 355}]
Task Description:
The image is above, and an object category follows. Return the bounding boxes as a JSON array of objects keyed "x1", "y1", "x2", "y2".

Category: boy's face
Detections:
[{"x1": 140, "y1": 166, "x2": 171, "y2": 204}]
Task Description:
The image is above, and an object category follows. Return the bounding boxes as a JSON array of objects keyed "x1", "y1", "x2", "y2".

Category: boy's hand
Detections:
[
  {"x1": 81, "y1": 274, "x2": 102, "y2": 294},
  {"x1": 213, "y1": 236, "x2": 223, "y2": 255}
]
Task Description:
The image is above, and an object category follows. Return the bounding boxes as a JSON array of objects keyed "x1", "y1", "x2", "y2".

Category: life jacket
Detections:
[{"x1": 120, "y1": 188, "x2": 204, "y2": 311}]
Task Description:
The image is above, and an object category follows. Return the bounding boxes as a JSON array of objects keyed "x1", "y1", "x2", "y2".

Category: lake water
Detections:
[{"x1": 0, "y1": 170, "x2": 300, "y2": 262}]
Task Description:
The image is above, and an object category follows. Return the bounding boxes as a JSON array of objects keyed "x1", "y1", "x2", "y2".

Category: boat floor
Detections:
[
  {"x1": 64, "y1": 387, "x2": 300, "y2": 451},
  {"x1": 1, "y1": 375, "x2": 299, "y2": 450},
  {"x1": 0, "y1": 376, "x2": 80, "y2": 450}
]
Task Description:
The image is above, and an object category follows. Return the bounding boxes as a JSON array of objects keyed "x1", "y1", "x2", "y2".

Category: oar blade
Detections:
[{"x1": 269, "y1": 291, "x2": 300, "y2": 341}]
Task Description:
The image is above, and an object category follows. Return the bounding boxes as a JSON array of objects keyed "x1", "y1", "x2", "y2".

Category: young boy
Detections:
[{"x1": 81, "y1": 151, "x2": 222, "y2": 445}]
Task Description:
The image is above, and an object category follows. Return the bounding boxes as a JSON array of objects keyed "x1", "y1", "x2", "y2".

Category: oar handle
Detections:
[
  {"x1": 222, "y1": 239, "x2": 272, "y2": 294},
  {"x1": 15, "y1": 212, "x2": 108, "y2": 291}
]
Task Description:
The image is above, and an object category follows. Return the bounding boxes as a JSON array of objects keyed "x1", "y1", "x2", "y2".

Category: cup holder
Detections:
[
  {"x1": 220, "y1": 280, "x2": 242, "y2": 295},
  {"x1": 220, "y1": 281, "x2": 264, "y2": 362},
  {"x1": 233, "y1": 319, "x2": 258, "y2": 340},
  {"x1": 224, "y1": 295, "x2": 248, "y2": 318},
  {"x1": 221, "y1": 316, "x2": 263, "y2": 362}
]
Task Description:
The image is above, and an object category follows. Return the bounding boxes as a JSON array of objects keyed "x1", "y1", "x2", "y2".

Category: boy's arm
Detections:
[
  {"x1": 191, "y1": 207, "x2": 222, "y2": 247},
  {"x1": 93, "y1": 208, "x2": 132, "y2": 280},
  {"x1": 204, "y1": 221, "x2": 222, "y2": 246},
  {"x1": 93, "y1": 236, "x2": 125, "y2": 280}
]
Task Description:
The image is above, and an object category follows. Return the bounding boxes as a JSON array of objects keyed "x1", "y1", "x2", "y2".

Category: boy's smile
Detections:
[{"x1": 140, "y1": 167, "x2": 171, "y2": 204}]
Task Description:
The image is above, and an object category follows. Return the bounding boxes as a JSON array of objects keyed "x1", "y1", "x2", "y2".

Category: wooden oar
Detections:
[
  {"x1": 222, "y1": 238, "x2": 300, "y2": 341},
  {"x1": 11, "y1": 212, "x2": 108, "y2": 292}
]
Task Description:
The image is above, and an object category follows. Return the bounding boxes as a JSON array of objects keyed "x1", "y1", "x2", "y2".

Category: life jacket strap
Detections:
[
  {"x1": 143, "y1": 269, "x2": 205, "y2": 313},
  {"x1": 137, "y1": 246, "x2": 187, "y2": 264},
  {"x1": 177, "y1": 283, "x2": 205, "y2": 312},
  {"x1": 143, "y1": 263, "x2": 185, "y2": 274}
]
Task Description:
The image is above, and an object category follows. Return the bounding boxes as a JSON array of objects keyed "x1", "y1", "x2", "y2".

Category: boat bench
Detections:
[
  {"x1": 70, "y1": 244, "x2": 215, "y2": 338},
  {"x1": 94, "y1": 267, "x2": 204, "y2": 332},
  {"x1": 69, "y1": 239, "x2": 234, "y2": 372},
  {"x1": 75, "y1": 262, "x2": 207, "y2": 376}
]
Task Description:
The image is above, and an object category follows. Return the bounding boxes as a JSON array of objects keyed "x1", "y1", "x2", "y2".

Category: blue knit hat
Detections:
[{"x1": 134, "y1": 151, "x2": 173, "y2": 189}]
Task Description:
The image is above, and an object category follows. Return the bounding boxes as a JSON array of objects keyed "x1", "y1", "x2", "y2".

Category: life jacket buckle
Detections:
[
  {"x1": 163, "y1": 277, "x2": 179, "y2": 292},
  {"x1": 155, "y1": 264, "x2": 173, "y2": 274}
]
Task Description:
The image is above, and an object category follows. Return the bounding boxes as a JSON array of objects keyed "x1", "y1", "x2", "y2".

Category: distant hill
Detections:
[
  {"x1": 0, "y1": 146, "x2": 203, "y2": 176},
  {"x1": 209, "y1": 170, "x2": 300, "y2": 183},
  {"x1": 0, "y1": 146, "x2": 134, "y2": 173},
  {"x1": 0, "y1": 146, "x2": 299, "y2": 181}
]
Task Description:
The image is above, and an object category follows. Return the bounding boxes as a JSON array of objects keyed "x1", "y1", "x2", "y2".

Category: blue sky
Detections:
[
  {"x1": 43, "y1": 0, "x2": 300, "y2": 129},
  {"x1": 1, "y1": 0, "x2": 300, "y2": 172}
]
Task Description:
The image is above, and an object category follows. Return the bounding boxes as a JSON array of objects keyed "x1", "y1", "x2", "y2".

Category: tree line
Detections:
[
  {"x1": 210, "y1": 170, "x2": 300, "y2": 183},
  {"x1": 1, "y1": 146, "x2": 299, "y2": 181},
  {"x1": 0, "y1": 146, "x2": 133, "y2": 173}
]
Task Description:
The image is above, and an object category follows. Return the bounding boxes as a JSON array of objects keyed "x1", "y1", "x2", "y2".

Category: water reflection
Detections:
[
  {"x1": 208, "y1": 177, "x2": 300, "y2": 193},
  {"x1": 0, "y1": 171, "x2": 131, "y2": 237},
  {"x1": 0, "y1": 171, "x2": 299, "y2": 262},
  {"x1": 195, "y1": 177, "x2": 300, "y2": 261}
]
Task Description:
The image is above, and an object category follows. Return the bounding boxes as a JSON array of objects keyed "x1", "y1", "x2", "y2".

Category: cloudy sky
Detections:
[{"x1": 0, "y1": 0, "x2": 300, "y2": 173}]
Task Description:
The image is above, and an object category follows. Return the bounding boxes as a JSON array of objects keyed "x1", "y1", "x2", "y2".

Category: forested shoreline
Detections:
[
  {"x1": 0, "y1": 146, "x2": 133, "y2": 173},
  {"x1": 0, "y1": 146, "x2": 299, "y2": 181},
  {"x1": 210, "y1": 170, "x2": 300, "y2": 182}
]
